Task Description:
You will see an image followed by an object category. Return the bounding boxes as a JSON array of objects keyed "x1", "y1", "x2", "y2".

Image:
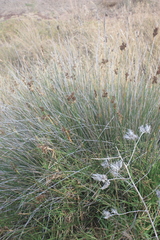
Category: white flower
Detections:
[
  {"x1": 110, "y1": 160, "x2": 123, "y2": 177},
  {"x1": 92, "y1": 174, "x2": 110, "y2": 190},
  {"x1": 101, "y1": 160, "x2": 110, "y2": 169},
  {"x1": 101, "y1": 157, "x2": 120, "y2": 169},
  {"x1": 103, "y1": 208, "x2": 118, "y2": 219},
  {"x1": 101, "y1": 159, "x2": 123, "y2": 177},
  {"x1": 102, "y1": 210, "x2": 112, "y2": 219},
  {"x1": 111, "y1": 208, "x2": 118, "y2": 214},
  {"x1": 139, "y1": 124, "x2": 151, "y2": 134},
  {"x1": 91, "y1": 173, "x2": 108, "y2": 183},
  {"x1": 100, "y1": 180, "x2": 110, "y2": 190},
  {"x1": 123, "y1": 129, "x2": 138, "y2": 140}
]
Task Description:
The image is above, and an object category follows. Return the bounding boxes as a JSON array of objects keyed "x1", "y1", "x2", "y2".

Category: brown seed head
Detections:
[
  {"x1": 125, "y1": 72, "x2": 129, "y2": 81},
  {"x1": 156, "y1": 66, "x2": 160, "y2": 75},
  {"x1": 153, "y1": 27, "x2": 158, "y2": 38},
  {"x1": 152, "y1": 76, "x2": 158, "y2": 84},
  {"x1": 114, "y1": 68, "x2": 118, "y2": 75},
  {"x1": 67, "y1": 92, "x2": 76, "y2": 102},
  {"x1": 120, "y1": 42, "x2": 127, "y2": 51},
  {"x1": 94, "y1": 89, "x2": 97, "y2": 98},
  {"x1": 101, "y1": 59, "x2": 108, "y2": 65},
  {"x1": 102, "y1": 90, "x2": 108, "y2": 97}
]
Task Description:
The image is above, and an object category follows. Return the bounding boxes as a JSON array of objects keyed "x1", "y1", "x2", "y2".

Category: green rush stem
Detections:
[{"x1": 124, "y1": 163, "x2": 159, "y2": 240}]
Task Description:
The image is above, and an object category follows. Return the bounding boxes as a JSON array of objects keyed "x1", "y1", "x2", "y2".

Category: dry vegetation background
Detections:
[
  {"x1": 0, "y1": 0, "x2": 160, "y2": 19},
  {"x1": 0, "y1": 0, "x2": 160, "y2": 130}
]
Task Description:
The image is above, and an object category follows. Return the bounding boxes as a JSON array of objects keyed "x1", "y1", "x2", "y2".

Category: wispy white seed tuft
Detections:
[
  {"x1": 110, "y1": 160, "x2": 123, "y2": 177},
  {"x1": 102, "y1": 210, "x2": 112, "y2": 219},
  {"x1": 123, "y1": 129, "x2": 138, "y2": 140},
  {"x1": 101, "y1": 157, "x2": 120, "y2": 169},
  {"x1": 101, "y1": 160, "x2": 110, "y2": 169},
  {"x1": 111, "y1": 208, "x2": 118, "y2": 214},
  {"x1": 91, "y1": 173, "x2": 108, "y2": 183},
  {"x1": 100, "y1": 180, "x2": 110, "y2": 190},
  {"x1": 103, "y1": 208, "x2": 118, "y2": 219},
  {"x1": 139, "y1": 124, "x2": 151, "y2": 134}
]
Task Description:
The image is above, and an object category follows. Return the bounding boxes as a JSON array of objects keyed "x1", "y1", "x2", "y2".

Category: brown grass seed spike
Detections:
[
  {"x1": 153, "y1": 27, "x2": 158, "y2": 38},
  {"x1": 94, "y1": 90, "x2": 97, "y2": 98},
  {"x1": 152, "y1": 76, "x2": 158, "y2": 84},
  {"x1": 102, "y1": 90, "x2": 108, "y2": 97},
  {"x1": 156, "y1": 66, "x2": 160, "y2": 75},
  {"x1": 67, "y1": 92, "x2": 76, "y2": 103},
  {"x1": 120, "y1": 42, "x2": 127, "y2": 51}
]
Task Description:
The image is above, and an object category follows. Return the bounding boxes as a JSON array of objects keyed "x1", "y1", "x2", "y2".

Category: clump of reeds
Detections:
[{"x1": 0, "y1": 4, "x2": 160, "y2": 239}]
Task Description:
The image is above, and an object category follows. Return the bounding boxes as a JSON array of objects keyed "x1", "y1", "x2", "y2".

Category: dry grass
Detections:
[{"x1": 0, "y1": 4, "x2": 159, "y2": 98}]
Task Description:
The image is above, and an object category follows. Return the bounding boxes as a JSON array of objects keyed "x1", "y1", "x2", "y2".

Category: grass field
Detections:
[{"x1": 0, "y1": 1, "x2": 160, "y2": 239}]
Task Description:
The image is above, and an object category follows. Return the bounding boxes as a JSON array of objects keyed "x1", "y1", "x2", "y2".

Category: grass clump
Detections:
[{"x1": 0, "y1": 3, "x2": 160, "y2": 240}]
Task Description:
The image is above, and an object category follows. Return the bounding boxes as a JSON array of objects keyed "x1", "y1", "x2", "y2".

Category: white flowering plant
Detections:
[{"x1": 91, "y1": 124, "x2": 159, "y2": 239}]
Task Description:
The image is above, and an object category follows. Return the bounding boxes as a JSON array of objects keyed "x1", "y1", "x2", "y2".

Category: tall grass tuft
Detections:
[{"x1": 0, "y1": 3, "x2": 160, "y2": 239}]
